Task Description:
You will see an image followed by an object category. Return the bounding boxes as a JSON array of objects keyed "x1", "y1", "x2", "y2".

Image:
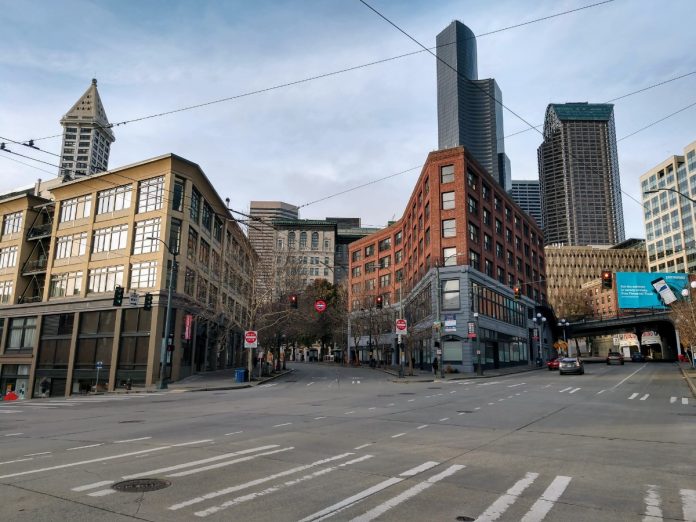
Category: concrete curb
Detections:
[
  {"x1": 679, "y1": 364, "x2": 696, "y2": 398},
  {"x1": 168, "y1": 368, "x2": 295, "y2": 393}
]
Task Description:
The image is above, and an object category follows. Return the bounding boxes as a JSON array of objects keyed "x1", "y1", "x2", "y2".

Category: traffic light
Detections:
[
  {"x1": 290, "y1": 294, "x2": 298, "y2": 309},
  {"x1": 601, "y1": 270, "x2": 613, "y2": 290},
  {"x1": 113, "y1": 285, "x2": 124, "y2": 307},
  {"x1": 513, "y1": 286, "x2": 520, "y2": 300},
  {"x1": 143, "y1": 293, "x2": 153, "y2": 311},
  {"x1": 376, "y1": 295, "x2": 383, "y2": 309}
]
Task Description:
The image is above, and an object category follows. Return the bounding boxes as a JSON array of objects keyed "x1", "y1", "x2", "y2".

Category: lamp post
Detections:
[
  {"x1": 474, "y1": 312, "x2": 482, "y2": 375},
  {"x1": 559, "y1": 318, "x2": 570, "y2": 356},
  {"x1": 148, "y1": 237, "x2": 178, "y2": 390},
  {"x1": 680, "y1": 280, "x2": 696, "y2": 368},
  {"x1": 533, "y1": 313, "x2": 547, "y2": 366}
]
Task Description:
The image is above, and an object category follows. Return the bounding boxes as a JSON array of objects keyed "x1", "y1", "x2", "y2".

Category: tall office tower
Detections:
[
  {"x1": 538, "y1": 102, "x2": 625, "y2": 246},
  {"x1": 511, "y1": 180, "x2": 543, "y2": 228},
  {"x1": 436, "y1": 20, "x2": 511, "y2": 191},
  {"x1": 641, "y1": 139, "x2": 696, "y2": 273},
  {"x1": 59, "y1": 79, "x2": 115, "y2": 179}
]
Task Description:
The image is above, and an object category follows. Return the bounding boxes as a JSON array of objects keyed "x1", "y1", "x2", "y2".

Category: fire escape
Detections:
[{"x1": 18, "y1": 202, "x2": 54, "y2": 304}]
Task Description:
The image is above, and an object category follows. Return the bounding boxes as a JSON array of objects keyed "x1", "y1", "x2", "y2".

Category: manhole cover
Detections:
[
  {"x1": 112, "y1": 479, "x2": 170, "y2": 493},
  {"x1": 118, "y1": 420, "x2": 144, "y2": 424}
]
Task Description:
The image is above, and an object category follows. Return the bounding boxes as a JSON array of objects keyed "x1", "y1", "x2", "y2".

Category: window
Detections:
[
  {"x1": 213, "y1": 217, "x2": 223, "y2": 242},
  {"x1": 184, "y1": 268, "x2": 196, "y2": 296},
  {"x1": 190, "y1": 187, "x2": 201, "y2": 223},
  {"x1": 187, "y1": 227, "x2": 198, "y2": 261},
  {"x1": 424, "y1": 202, "x2": 430, "y2": 219},
  {"x1": 288, "y1": 232, "x2": 296, "y2": 250},
  {"x1": 442, "y1": 279, "x2": 460, "y2": 310},
  {"x1": 7, "y1": 317, "x2": 36, "y2": 351},
  {"x1": 484, "y1": 234, "x2": 492, "y2": 252},
  {"x1": 483, "y1": 208, "x2": 491, "y2": 226},
  {"x1": 467, "y1": 195, "x2": 478, "y2": 215},
  {"x1": 351, "y1": 250, "x2": 361, "y2": 262},
  {"x1": 467, "y1": 169, "x2": 478, "y2": 190},
  {"x1": 172, "y1": 177, "x2": 185, "y2": 212},
  {"x1": 379, "y1": 273, "x2": 391, "y2": 288},
  {"x1": 199, "y1": 240, "x2": 210, "y2": 266},
  {"x1": 132, "y1": 218, "x2": 161, "y2": 254},
  {"x1": 365, "y1": 261, "x2": 376, "y2": 273},
  {"x1": 441, "y1": 165, "x2": 455, "y2": 183},
  {"x1": 443, "y1": 247, "x2": 457, "y2": 266},
  {"x1": 497, "y1": 266, "x2": 505, "y2": 284},
  {"x1": 482, "y1": 183, "x2": 491, "y2": 201},
  {"x1": 138, "y1": 176, "x2": 164, "y2": 213},
  {"x1": 0, "y1": 246, "x2": 18, "y2": 269},
  {"x1": 93, "y1": 224, "x2": 128, "y2": 253},
  {"x1": 211, "y1": 250, "x2": 221, "y2": 277},
  {"x1": 97, "y1": 184, "x2": 132, "y2": 214},
  {"x1": 55, "y1": 232, "x2": 87, "y2": 259},
  {"x1": 496, "y1": 242, "x2": 504, "y2": 259},
  {"x1": 88, "y1": 265, "x2": 124, "y2": 293},
  {"x1": 442, "y1": 219, "x2": 456, "y2": 238},
  {"x1": 494, "y1": 195, "x2": 501, "y2": 211},
  {"x1": 197, "y1": 277, "x2": 208, "y2": 302},
  {"x1": 378, "y1": 238, "x2": 391, "y2": 252},
  {"x1": 379, "y1": 255, "x2": 391, "y2": 269},
  {"x1": 0, "y1": 280, "x2": 13, "y2": 303},
  {"x1": 2, "y1": 211, "x2": 22, "y2": 236},
  {"x1": 131, "y1": 261, "x2": 158, "y2": 288},
  {"x1": 468, "y1": 222, "x2": 479, "y2": 243},
  {"x1": 395, "y1": 250, "x2": 403, "y2": 263},
  {"x1": 495, "y1": 219, "x2": 503, "y2": 236},
  {"x1": 202, "y1": 201, "x2": 213, "y2": 231},
  {"x1": 469, "y1": 250, "x2": 480, "y2": 271},
  {"x1": 300, "y1": 232, "x2": 307, "y2": 249},
  {"x1": 311, "y1": 232, "x2": 319, "y2": 250},
  {"x1": 60, "y1": 195, "x2": 92, "y2": 223},
  {"x1": 442, "y1": 191, "x2": 455, "y2": 210},
  {"x1": 425, "y1": 227, "x2": 431, "y2": 246},
  {"x1": 169, "y1": 218, "x2": 182, "y2": 255},
  {"x1": 484, "y1": 259, "x2": 493, "y2": 277},
  {"x1": 395, "y1": 231, "x2": 402, "y2": 245},
  {"x1": 352, "y1": 266, "x2": 362, "y2": 277},
  {"x1": 49, "y1": 271, "x2": 83, "y2": 297},
  {"x1": 365, "y1": 244, "x2": 375, "y2": 257},
  {"x1": 505, "y1": 206, "x2": 512, "y2": 222}
]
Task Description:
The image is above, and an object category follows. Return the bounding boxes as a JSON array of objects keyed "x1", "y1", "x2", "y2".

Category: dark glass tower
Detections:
[
  {"x1": 436, "y1": 21, "x2": 511, "y2": 191},
  {"x1": 538, "y1": 102, "x2": 625, "y2": 246}
]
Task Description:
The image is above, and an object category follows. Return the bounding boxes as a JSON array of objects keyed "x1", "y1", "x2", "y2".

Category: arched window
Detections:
[
  {"x1": 288, "y1": 232, "x2": 296, "y2": 249},
  {"x1": 311, "y1": 232, "x2": 319, "y2": 250},
  {"x1": 300, "y1": 232, "x2": 307, "y2": 249}
]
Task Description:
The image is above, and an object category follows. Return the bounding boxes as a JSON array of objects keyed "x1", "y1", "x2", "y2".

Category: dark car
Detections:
[
  {"x1": 547, "y1": 358, "x2": 560, "y2": 371},
  {"x1": 559, "y1": 357, "x2": 584, "y2": 375},
  {"x1": 631, "y1": 352, "x2": 646, "y2": 362},
  {"x1": 607, "y1": 351, "x2": 624, "y2": 365}
]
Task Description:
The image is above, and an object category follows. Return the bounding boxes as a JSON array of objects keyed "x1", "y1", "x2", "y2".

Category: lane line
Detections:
[
  {"x1": 508, "y1": 383, "x2": 526, "y2": 388},
  {"x1": 611, "y1": 365, "x2": 645, "y2": 389},
  {"x1": 408, "y1": 399, "x2": 415, "y2": 402},
  {"x1": 391, "y1": 433, "x2": 405, "y2": 439},
  {"x1": 475, "y1": 407, "x2": 481, "y2": 410},
  {"x1": 272, "y1": 423, "x2": 292, "y2": 428},
  {"x1": 399, "y1": 461, "x2": 439, "y2": 476},
  {"x1": 629, "y1": 393, "x2": 639, "y2": 400},
  {"x1": 569, "y1": 388, "x2": 581, "y2": 394},
  {"x1": 368, "y1": 407, "x2": 376, "y2": 411},
  {"x1": 640, "y1": 394, "x2": 650, "y2": 401},
  {"x1": 4, "y1": 433, "x2": 24, "y2": 437},
  {"x1": 123, "y1": 445, "x2": 280, "y2": 480},
  {"x1": 520, "y1": 475, "x2": 572, "y2": 522},
  {"x1": 498, "y1": 399, "x2": 505, "y2": 402},
  {"x1": 475, "y1": 472, "x2": 539, "y2": 522},
  {"x1": 642, "y1": 484, "x2": 662, "y2": 522},
  {"x1": 597, "y1": 390, "x2": 606, "y2": 394},
  {"x1": 458, "y1": 412, "x2": 466, "y2": 416},
  {"x1": 72, "y1": 480, "x2": 115, "y2": 492},
  {"x1": 350, "y1": 465, "x2": 465, "y2": 522},
  {"x1": 167, "y1": 447, "x2": 293, "y2": 477},
  {"x1": 114, "y1": 437, "x2": 152, "y2": 443},
  {"x1": 172, "y1": 439, "x2": 213, "y2": 447},
  {"x1": 67, "y1": 444, "x2": 103, "y2": 451},
  {"x1": 169, "y1": 452, "x2": 355, "y2": 511},
  {"x1": 194, "y1": 455, "x2": 374, "y2": 518},
  {"x1": 24, "y1": 452, "x2": 51, "y2": 457},
  {"x1": 225, "y1": 431, "x2": 243, "y2": 436},
  {"x1": 314, "y1": 416, "x2": 326, "y2": 420},
  {"x1": 680, "y1": 489, "x2": 696, "y2": 521},
  {"x1": 387, "y1": 403, "x2": 395, "y2": 406},
  {"x1": 87, "y1": 489, "x2": 116, "y2": 497},
  {"x1": 416, "y1": 425, "x2": 428, "y2": 430},
  {"x1": 344, "y1": 411, "x2": 355, "y2": 415},
  {"x1": 439, "y1": 418, "x2": 449, "y2": 422},
  {"x1": 0, "y1": 458, "x2": 33, "y2": 466},
  {"x1": 354, "y1": 444, "x2": 372, "y2": 450}
]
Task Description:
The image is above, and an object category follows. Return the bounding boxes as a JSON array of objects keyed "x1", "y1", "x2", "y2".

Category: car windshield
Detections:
[
  {"x1": 608, "y1": 352, "x2": 621, "y2": 356},
  {"x1": 561, "y1": 358, "x2": 577, "y2": 363}
]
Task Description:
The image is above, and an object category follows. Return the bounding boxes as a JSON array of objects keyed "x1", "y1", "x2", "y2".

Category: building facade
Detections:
[
  {"x1": 640, "y1": 140, "x2": 696, "y2": 273},
  {"x1": 436, "y1": 21, "x2": 511, "y2": 191},
  {"x1": 347, "y1": 147, "x2": 546, "y2": 372},
  {"x1": 538, "y1": 102, "x2": 625, "y2": 246},
  {"x1": 0, "y1": 154, "x2": 255, "y2": 398},
  {"x1": 544, "y1": 239, "x2": 647, "y2": 319},
  {"x1": 511, "y1": 180, "x2": 543, "y2": 229},
  {"x1": 59, "y1": 79, "x2": 115, "y2": 179}
]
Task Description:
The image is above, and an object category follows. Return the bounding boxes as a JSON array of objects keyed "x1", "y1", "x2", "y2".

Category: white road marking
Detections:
[
  {"x1": 24, "y1": 452, "x2": 51, "y2": 457},
  {"x1": 508, "y1": 383, "x2": 526, "y2": 388},
  {"x1": 477, "y1": 381, "x2": 501, "y2": 386},
  {"x1": 569, "y1": 388, "x2": 581, "y2": 394},
  {"x1": 88, "y1": 489, "x2": 116, "y2": 497},
  {"x1": 114, "y1": 436, "x2": 152, "y2": 443},
  {"x1": 642, "y1": 484, "x2": 662, "y2": 522},
  {"x1": 629, "y1": 393, "x2": 639, "y2": 400},
  {"x1": 296, "y1": 461, "x2": 440, "y2": 522},
  {"x1": 387, "y1": 403, "x2": 395, "y2": 406},
  {"x1": 559, "y1": 387, "x2": 572, "y2": 393},
  {"x1": 67, "y1": 444, "x2": 103, "y2": 451},
  {"x1": 172, "y1": 439, "x2": 213, "y2": 447},
  {"x1": 391, "y1": 433, "x2": 405, "y2": 438},
  {"x1": 368, "y1": 407, "x2": 376, "y2": 411},
  {"x1": 0, "y1": 458, "x2": 33, "y2": 465},
  {"x1": 272, "y1": 422, "x2": 292, "y2": 428},
  {"x1": 507, "y1": 395, "x2": 514, "y2": 399},
  {"x1": 488, "y1": 402, "x2": 495, "y2": 405},
  {"x1": 72, "y1": 480, "x2": 115, "y2": 492},
  {"x1": 640, "y1": 394, "x2": 650, "y2": 401},
  {"x1": 354, "y1": 444, "x2": 372, "y2": 450},
  {"x1": 314, "y1": 416, "x2": 326, "y2": 420},
  {"x1": 169, "y1": 452, "x2": 355, "y2": 511},
  {"x1": 520, "y1": 475, "x2": 572, "y2": 522},
  {"x1": 0, "y1": 410, "x2": 22, "y2": 414},
  {"x1": 399, "y1": 461, "x2": 439, "y2": 476},
  {"x1": 416, "y1": 425, "x2": 428, "y2": 429},
  {"x1": 194, "y1": 455, "x2": 374, "y2": 517},
  {"x1": 351, "y1": 465, "x2": 465, "y2": 522},
  {"x1": 167, "y1": 447, "x2": 293, "y2": 477},
  {"x1": 307, "y1": 382, "x2": 315, "y2": 386},
  {"x1": 440, "y1": 417, "x2": 450, "y2": 422},
  {"x1": 475, "y1": 472, "x2": 539, "y2": 522},
  {"x1": 680, "y1": 489, "x2": 696, "y2": 521},
  {"x1": 344, "y1": 411, "x2": 354, "y2": 415},
  {"x1": 4, "y1": 433, "x2": 23, "y2": 436},
  {"x1": 543, "y1": 385, "x2": 552, "y2": 388},
  {"x1": 611, "y1": 365, "x2": 645, "y2": 389},
  {"x1": 458, "y1": 412, "x2": 466, "y2": 416},
  {"x1": 475, "y1": 407, "x2": 481, "y2": 410},
  {"x1": 515, "y1": 393, "x2": 521, "y2": 396},
  {"x1": 498, "y1": 399, "x2": 505, "y2": 402},
  {"x1": 0, "y1": 445, "x2": 171, "y2": 480},
  {"x1": 450, "y1": 391, "x2": 457, "y2": 394},
  {"x1": 597, "y1": 390, "x2": 606, "y2": 394},
  {"x1": 682, "y1": 398, "x2": 689, "y2": 405},
  {"x1": 123, "y1": 445, "x2": 280, "y2": 480},
  {"x1": 408, "y1": 399, "x2": 415, "y2": 402},
  {"x1": 225, "y1": 431, "x2": 243, "y2": 436},
  {"x1": 670, "y1": 397, "x2": 677, "y2": 404}
]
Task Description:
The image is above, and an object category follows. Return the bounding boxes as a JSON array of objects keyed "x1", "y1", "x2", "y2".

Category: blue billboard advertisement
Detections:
[{"x1": 616, "y1": 272, "x2": 689, "y2": 309}]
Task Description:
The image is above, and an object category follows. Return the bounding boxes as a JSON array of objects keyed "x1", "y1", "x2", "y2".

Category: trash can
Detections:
[{"x1": 235, "y1": 368, "x2": 247, "y2": 383}]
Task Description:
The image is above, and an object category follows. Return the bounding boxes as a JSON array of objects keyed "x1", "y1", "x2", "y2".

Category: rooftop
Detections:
[{"x1": 551, "y1": 102, "x2": 614, "y2": 121}]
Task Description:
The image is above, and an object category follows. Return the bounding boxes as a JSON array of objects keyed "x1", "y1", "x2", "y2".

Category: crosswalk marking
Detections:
[
  {"x1": 508, "y1": 383, "x2": 526, "y2": 388},
  {"x1": 399, "y1": 461, "x2": 438, "y2": 477},
  {"x1": 681, "y1": 489, "x2": 696, "y2": 521},
  {"x1": 167, "y1": 447, "x2": 293, "y2": 478},
  {"x1": 475, "y1": 472, "x2": 539, "y2": 521},
  {"x1": 629, "y1": 393, "x2": 639, "y2": 400},
  {"x1": 350, "y1": 464, "x2": 465, "y2": 522},
  {"x1": 671, "y1": 397, "x2": 677, "y2": 404},
  {"x1": 569, "y1": 388, "x2": 581, "y2": 394},
  {"x1": 520, "y1": 475, "x2": 572, "y2": 522},
  {"x1": 559, "y1": 387, "x2": 572, "y2": 393},
  {"x1": 416, "y1": 425, "x2": 428, "y2": 429},
  {"x1": 272, "y1": 422, "x2": 292, "y2": 428},
  {"x1": 72, "y1": 480, "x2": 114, "y2": 492},
  {"x1": 391, "y1": 433, "x2": 405, "y2": 439},
  {"x1": 88, "y1": 489, "x2": 116, "y2": 497},
  {"x1": 640, "y1": 394, "x2": 650, "y2": 401},
  {"x1": 683, "y1": 398, "x2": 689, "y2": 405},
  {"x1": 643, "y1": 484, "x2": 662, "y2": 522}
]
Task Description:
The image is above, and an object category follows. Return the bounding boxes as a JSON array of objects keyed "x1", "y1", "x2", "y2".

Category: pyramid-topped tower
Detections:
[{"x1": 59, "y1": 78, "x2": 115, "y2": 179}]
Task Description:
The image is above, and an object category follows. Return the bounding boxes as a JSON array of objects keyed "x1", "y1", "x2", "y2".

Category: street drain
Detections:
[
  {"x1": 112, "y1": 479, "x2": 170, "y2": 493},
  {"x1": 456, "y1": 516, "x2": 475, "y2": 521}
]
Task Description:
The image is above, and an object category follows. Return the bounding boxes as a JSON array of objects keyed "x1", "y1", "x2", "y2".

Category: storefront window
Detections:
[
  {"x1": 6, "y1": 317, "x2": 36, "y2": 352},
  {"x1": 1, "y1": 364, "x2": 30, "y2": 399}
]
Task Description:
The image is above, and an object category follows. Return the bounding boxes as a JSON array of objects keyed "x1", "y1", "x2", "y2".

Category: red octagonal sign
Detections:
[
  {"x1": 314, "y1": 299, "x2": 327, "y2": 313},
  {"x1": 244, "y1": 330, "x2": 258, "y2": 346},
  {"x1": 396, "y1": 319, "x2": 407, "y2": 333}
]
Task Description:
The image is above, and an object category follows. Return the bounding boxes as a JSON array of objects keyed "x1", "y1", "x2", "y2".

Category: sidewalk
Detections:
[
  {"x1": 374, "y1": 363, "x2": 545, "y2": 383},
  {"x1": 679, "y1": 361, "x2": 696, "y2": 397}
]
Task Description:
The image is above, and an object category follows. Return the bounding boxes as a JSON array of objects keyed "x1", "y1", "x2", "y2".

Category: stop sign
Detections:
[
  {"x1": 396, "y1": 319, "x2": 407, "y2": 334},
  {"x1": 314, "y1": 299, "x2": 327, "y2": 313},
  {"x1": 244, "y1": 330, "x2": 258, "y2": 348}
]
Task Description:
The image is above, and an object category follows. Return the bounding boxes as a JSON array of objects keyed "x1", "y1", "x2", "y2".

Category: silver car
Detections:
[{"x1": 559, "y1": 357, "x2": 584, "y2": 375}]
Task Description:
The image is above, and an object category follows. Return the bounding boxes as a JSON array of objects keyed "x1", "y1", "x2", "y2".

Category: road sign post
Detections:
[{"x1": 95, "y1": 361, "x2": 103, "y2": 393}]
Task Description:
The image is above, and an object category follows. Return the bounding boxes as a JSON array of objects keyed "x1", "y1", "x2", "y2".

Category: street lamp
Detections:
[
  {"x1": 680, "y1": 280, "x2": 696, "y2": 368},
  {"x1": 559, "y1": 318, "x2": 570, "y2": 356},
  {"x1": 533, "y1": 313, "x2": 547, "y2": 366},
  {"x1": 473, "y1": 312, "x2": 482, "y2": 376},
  {"x1": 147, "y1": 237, "x2": 178, "y2": 390}
]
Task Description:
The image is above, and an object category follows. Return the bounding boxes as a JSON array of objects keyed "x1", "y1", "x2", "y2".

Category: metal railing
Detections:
[{"x1": 27, "y1": 223, "x2": 52, "y2": 239}]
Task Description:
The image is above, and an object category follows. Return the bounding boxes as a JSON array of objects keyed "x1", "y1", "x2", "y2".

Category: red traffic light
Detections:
[
  {"x1": 513, "y1": 286, "x2": 520, "y2": 299},
  {"x1": 376, "y1": 295, "x2": 383, "y2": 309},
  {"x1": 289, "y1": 294, "x2": 298, "y2": 308}
]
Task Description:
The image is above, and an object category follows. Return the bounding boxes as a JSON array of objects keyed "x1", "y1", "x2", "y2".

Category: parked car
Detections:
[
  {"x1": 631, "y1": 352, "x2": 646, "y2": 362},
  {"x1": 547, "y1": 358, "x2": 560, "y2": 371},
  {"x1": 559, "y1": 357, "x2": 584, "y2": 375},
  {"x1": 607, "y1": 351, "x2": 624, "y2": 365}
]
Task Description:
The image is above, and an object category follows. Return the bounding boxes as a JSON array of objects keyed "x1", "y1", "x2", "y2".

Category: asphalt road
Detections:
[{"x1": 0, "y1": 362, "x2": 694, "y2": 522}]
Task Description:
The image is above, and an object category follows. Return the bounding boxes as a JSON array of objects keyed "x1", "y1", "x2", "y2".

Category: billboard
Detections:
[{"x1": 616, "y1": 272, "x2": 689, "y2": 309}]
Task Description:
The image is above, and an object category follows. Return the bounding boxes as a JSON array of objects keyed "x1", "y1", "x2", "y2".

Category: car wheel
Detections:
[{"x1": 621, "y1": 362, "x2": 624, "y2": 365}]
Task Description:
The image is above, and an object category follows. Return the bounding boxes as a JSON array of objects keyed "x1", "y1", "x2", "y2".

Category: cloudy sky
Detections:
[{"x1": 0, "y1": 0, "x2": 694, "y2": 238}]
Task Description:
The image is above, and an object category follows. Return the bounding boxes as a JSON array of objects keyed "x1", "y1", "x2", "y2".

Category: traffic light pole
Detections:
[{"x1": 158, "y1": 254, "x2": 177, "y2": 390}]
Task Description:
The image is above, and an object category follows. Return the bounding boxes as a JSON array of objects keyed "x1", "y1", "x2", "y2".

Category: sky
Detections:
[{"x1": 0, "y1": 0, "x2": 694, "y2": 239}]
